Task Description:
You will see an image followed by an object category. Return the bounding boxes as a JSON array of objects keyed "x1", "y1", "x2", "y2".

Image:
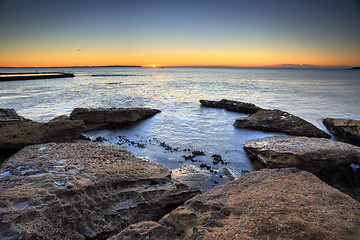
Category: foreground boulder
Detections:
[
  {"x1": 243, "y1": 136, "x2": 359, "y2": 172},
  {"x1": 323, "y1": 118, "x2": 360, "y2": 146},
  {"x1": 234, "y1": 109, "x2": 331, "y2": 138},
  {"x1": 243, "y1": 136, "x2": 360, "y2": 200},
  {"x1": 0, "y1": 110, "x2": 85, "y2": 162},
  {"x1": 70, "y1": 108, "x2": 161, "y2": 130},
  {"x1": 112, "y1": 168, "x2": 360, "y2": 240},
  {"x1": 0, "y1": 142, "x2": 199, "y2": 239},
  {"x1": 200, "y1": 99, "x2": 261, "y2": 114}
]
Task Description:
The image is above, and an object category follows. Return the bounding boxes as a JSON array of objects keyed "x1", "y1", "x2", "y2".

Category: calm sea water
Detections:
[{"x1": 1, "y1": 67, "x2": 359, "y2": 190}]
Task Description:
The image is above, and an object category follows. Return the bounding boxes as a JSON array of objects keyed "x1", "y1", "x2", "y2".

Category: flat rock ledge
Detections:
[
  {"x1": 243, "y1": 136, "x2": 359, "y2": 172},
  {"x1": 234, "y1": 109, "x2": 331, "y2": 138},
  {"x1": 199, "y1": 99, "x2": 261, "y2": 114},
  {"x1": 70, "y1": 107, "x2": 161, "y2": 131},
  {"x1": 0, "y1": 109, "x2": 85, "y2": 163},
  {"x1": 111, "y1": 168, "x2": 360, "y2": 240},
  {"x1": 0, "y1": 142, "x2": 199, "y2": 239},
  {"x1": 323, "y1": 118, "x2": 360, "y2": 146},
  {"x1": 243, "y1": 136, "x2": 360, "y2": 200}
]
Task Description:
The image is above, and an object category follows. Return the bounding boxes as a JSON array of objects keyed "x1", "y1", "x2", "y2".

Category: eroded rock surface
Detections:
[
  {"x1": 234, "y1": 109, "x2": 331, "y2": 138},
  {"x1": 243, "y1": 136, "x2": 360, "y2": 200},
  {"x1": 0, "y1": 142, "x2": 199, "y2": 239},
  {"x1": 200, "y1": 99, "x2": 261, "y2": 114},
  {"x1": 0, "y1": 110, "x2": 85, "y2": 162},
  {"x1": 108, "y1": 221, "x2": 178, "y2": 240},
  {"x1": 323, "y1": 118, "x2": 360, "y2": 146},
  {"x1": 243, "y1": 136, "x2": 359, "y2": 172},
  {"x1": 112, "y1": 168, "x2": 360, "y2": 240},
  {"x1": 70, "y1": 107, "x2": 161, "y2": 130}
]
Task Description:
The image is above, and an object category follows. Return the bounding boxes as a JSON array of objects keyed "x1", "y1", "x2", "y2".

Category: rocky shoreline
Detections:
[{"x1": 1, "y1": 102, "x2": 359, "y2": 239}]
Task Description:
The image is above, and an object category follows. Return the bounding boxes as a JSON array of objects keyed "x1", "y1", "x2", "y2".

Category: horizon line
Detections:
[{"x1": 0, "y1": 64, "x2": 358, "y2": 70}]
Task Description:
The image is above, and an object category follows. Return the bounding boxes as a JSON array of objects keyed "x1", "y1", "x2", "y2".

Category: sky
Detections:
[{"x1": 0, "y1": 0, "x2": 360, "y2": 67}]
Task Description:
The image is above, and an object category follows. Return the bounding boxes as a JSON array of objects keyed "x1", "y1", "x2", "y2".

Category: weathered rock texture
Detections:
[
  {"x1": 0, "y1": 142, "x2": 199, "y2": 239},
  {"x1": 70, "y1": 108, "x2": 161, "y2": 130},
  {"x1": 111, "y1": 168, "x2": 360, "y2": 240},
  {"x1": 200, "y1": 99, "x2": 261, "y2": 114},
  {"x1": 0, "y1": 110, "x2": 85, "y2": 162},
  {"x1": 234, "y1": 109, "x2": 331, "y2": 138},
  {"x1": 108, "y1": 221, "x2": 178, "y2": 240},
  {"x1": 243, "y1": 136, "x2": 360, "y2": 200},
  {"x1": 323, "y1": 118, "x2": 360, "y2": 146},
  {"x1": 243, "y1": 136, "x2": 359, "y2": 172}
]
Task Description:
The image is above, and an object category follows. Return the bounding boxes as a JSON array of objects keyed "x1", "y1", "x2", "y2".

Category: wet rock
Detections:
[
  {"x1": 219, "y1": 167, "x2": 237, "y2": 181},
  {"x1": 0, "y1": 113, "x2": 85, "y2": 163},
  {"x1": 171, "y1": 165, "x2": 210, "y2": 192},
  {"x1": 323, "y1": 118, "x2": 360, "y2": 146},
  {"x1": 70, "y1": 107, "x2": 161, "y2": 130},
  {"x1": 0, "y1": 142, "x2": 199, "y2": 239},
  {"x1": 200, "y1": 99, "x2": 261, "y2": 114},
  {"x1": 113, "y1": 168, "x2": 360, "y2": 240},
  {"x1": 243, "y1": 136, "x2": 359, "y2": 172},
  {"x1": 48, "y1": 115, "x2": 70, "y2": 122},
  {"x1": 234, "y1": 109, "x2": 331, "y2": 138}
]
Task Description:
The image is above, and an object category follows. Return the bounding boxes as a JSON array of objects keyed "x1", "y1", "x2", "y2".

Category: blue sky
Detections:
[{"x1": 1, "y1": 0, "x2": 359, "y2": 67}]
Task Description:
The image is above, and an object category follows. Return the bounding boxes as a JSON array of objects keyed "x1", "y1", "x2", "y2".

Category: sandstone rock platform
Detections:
[
  {"x1": 0, "y1": 142, "x2": 199, "y2": 239},
  {"x1": 243, "y1": 136, "x2": 360, "y2": 200},
  {"x1": 111, "y1": 168, "x2": 360, "y2": 240},
  {"x1": 243, "y1": 136, "x2": 359, "y2": 172}
]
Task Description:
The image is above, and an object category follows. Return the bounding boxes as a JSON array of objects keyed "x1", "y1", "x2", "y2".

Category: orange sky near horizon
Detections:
[
  {"x1": 1, "y1": 47, "x2": 359, "y2": 68},
  {"x1": 1, "y1": 0, "x2": 359, "y2": 68}
]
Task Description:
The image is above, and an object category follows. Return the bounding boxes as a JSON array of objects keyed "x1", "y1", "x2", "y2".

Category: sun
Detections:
[{"x1": 151, "y1": 64, "x2": 156, "y2": 68}]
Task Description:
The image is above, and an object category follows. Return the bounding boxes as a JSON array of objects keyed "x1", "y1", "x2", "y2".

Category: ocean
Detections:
[{"x1": 1, "y1": 67, "x2": 359, "y2": 190}]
